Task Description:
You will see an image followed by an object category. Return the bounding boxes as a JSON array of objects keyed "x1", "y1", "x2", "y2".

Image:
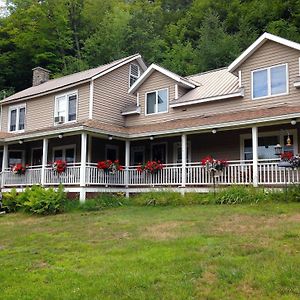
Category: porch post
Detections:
[
  {"x1": 80, "y1": 132, "x2": 87, "y2": 202},
  {"x1": 41, "y1": 138, "x2": 48, "y2": 186},
  {"x1": 252, "y1": 126, "x2": 258, "y2": 187},
  {"x1": 181, "y1": 134, "x2": 187, "y2": 194},
  {"x1": 1, "y1": 144, "x2": 8, "y2": 188},
  {"x1": 125, "y1": 140, "x2": 130, "y2": 197}
]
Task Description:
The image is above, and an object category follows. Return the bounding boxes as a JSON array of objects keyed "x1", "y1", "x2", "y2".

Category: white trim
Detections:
[
  {"x1": 298, "y1": 57, "x2": 300, "y2": 76},
  {"x1": 0, "y1": 104, "x2": 2, "y2": 131},
  {"x1": 170, "y1": 90, "x2": 244, "y2": 108},
  {"x1": 80, "y1": 133, "x2": 87, "y2": 188},
  {"x1": 121, "y1": 106, "x2": 141, "y2": 116},
  {"x1": 228, "y1": 32, "x2": 300, "y2": 72},
  {"x1": 252, "y1": 127, "x2": 258, "y2": 187},
  {"x1": 31, "y1": 147, "x2": 43, "y2": 165},
  {"x1": 238, "y1": 70, "x2": 242, "y2": 87},
  {"x1": 129, "y1": 63, "x2": 195, "y2": 94},
  {"x1": 54, "y1": 90, "x2": 78, "y2": 125},
  {"x1": 151, "y1": 142, "x2": 168, "y2": 163},
  {"x1": 136, "y1": 92, "x2": 140, "y2": 106},
  {"x1": 251, "y1": 63, "x2": 289, "y2": 100},
  {"x1": 145, "y1": 88, "x2": 169, "y2": 116},
  {"x1": 294, "y1": 81, "x2": 300, "y2": 88},
  {"x1": 129, "y1": 63, "x2": 140, "y2": 88},
  {"x1": 175, "y1": 84, "x2": 179, "y2": 100},
  {"x1": 8, "y1": 103, "x2": 26, "y2": 133},
  {"x1": 105, "y1": 144, "x2": 119, "y2": 160},
  {"x1": 52, "y1": 144, "x2": 76, "y2": 163},
  {"x1": 240, "y1": 129, "x2": 298, "y2": 161},
  {"x1": 89, "y1": 80, "x2": 94, "y2": 119},
  {"x1": 92, "y1": 55, "x2": 146, "y2": 81}
]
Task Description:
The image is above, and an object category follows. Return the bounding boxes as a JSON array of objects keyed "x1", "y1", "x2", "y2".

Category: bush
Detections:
[
  {"x1": 2, "y1": 188, "x2": 22, "y2": 212},
  {"x1": 22, "y1": 185, "x2": 67, "y2": 215}
]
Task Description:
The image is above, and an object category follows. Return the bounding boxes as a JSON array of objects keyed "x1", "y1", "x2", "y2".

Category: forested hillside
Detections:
[{"x1": 0, "y1": 0, "x2": 299, "y2": 98}]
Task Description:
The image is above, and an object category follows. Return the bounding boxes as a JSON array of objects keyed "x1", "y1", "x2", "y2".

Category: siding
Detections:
[
  {"x1": 1, "y1": 83, "x2": 89, "y2": 132},
  {"x1": 126, "y1": 41, "x2": 300, "y2": 127},
  {"x1": 92, "y1": 60, "x2": 143, "y2": 126}
]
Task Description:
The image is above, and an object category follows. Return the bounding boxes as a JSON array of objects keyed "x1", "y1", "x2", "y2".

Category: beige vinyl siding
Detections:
[
  {"x1": 126, "y1": 41, "x2": 300, "y2": 127},
  {"x1": 92, "y1": 60, "x2": 142, "y2": 126},
  {"x1": 178, "y1": 86, "x2": 188, "y2": 98},
  {"x1": 1, "y1": 83, "x2": 89, "y2": 132}
]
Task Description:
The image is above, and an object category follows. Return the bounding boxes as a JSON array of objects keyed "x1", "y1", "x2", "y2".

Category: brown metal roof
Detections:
[
  {"x1": 171, "y1": 68, "x2": 240, "y2": 105},
  {"x1": 3, "y1": 54, "x2": 143, "y2": 103}
]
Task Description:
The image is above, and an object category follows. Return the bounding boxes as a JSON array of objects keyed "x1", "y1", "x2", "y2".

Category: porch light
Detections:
[
  {"x1": 58, "y1": 133, "x2": 64, "y2": 139},
  {"x1": 18, "y1": 140, "x2": 23, "y2": 144},
  {"x1": 212, "y1": 129, "x2": 217, "y2": 134},
  {"x1": 274, "y1": 144, "x2": 282, "y2": 156},
  {"x1": 149, "y1": 136, "x2": 154, "y2": 141},
  {"x1": 108, "y1": 135, "x2": 113, "y2": 140},
  {"x1": 291, "y1": 119, "x2": 297, "y2": 126}
]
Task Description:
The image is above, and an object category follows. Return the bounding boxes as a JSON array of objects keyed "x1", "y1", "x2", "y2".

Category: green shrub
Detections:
[
  {"x1": 2, "y1": 188, "x2": 22, "y2": 212},
  {"x1": 214, "y1": 186, "x2": 267, "y2": 205},
  {"x1": 22, "y1": 185, "x2": 67, "y2": 215}
]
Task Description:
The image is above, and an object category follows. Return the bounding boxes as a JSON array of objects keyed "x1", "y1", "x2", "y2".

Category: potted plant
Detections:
[
  {"x1": 12, "y1": 163, "x2": 27, "y2": 175},
  {"x1": 136, "y1": 160, "x2": 164, "y2": 174},
  {"x1": 52, "y1": 160, "x2": 67, "y2": 174},
  {"x1": 97, "y1": 160, "x2": 124, "y2": 174}
]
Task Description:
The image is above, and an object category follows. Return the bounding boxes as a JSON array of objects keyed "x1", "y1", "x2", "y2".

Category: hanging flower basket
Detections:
[
  {"x1": 97, "y1": 160, "x2": 124, "y2": 174},
  {"x1": 201, "y1": 156, "x2": 227, "y2": 174},
  {"x1": 12, "y1": 163, "x2": 27, "y2": 175},
  {"x1": 136, "y1": 160, "x2": 164, "y2": 174},
  {"x1": 52, "y1": 160, "x2": 67, "y2": 174},
  {"x1": 279, "y1": 152, "x2": 300, "y2": 168}
]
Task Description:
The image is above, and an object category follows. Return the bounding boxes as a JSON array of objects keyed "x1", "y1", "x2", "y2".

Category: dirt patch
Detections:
[
  {"x1": 195, "y1": 268, "x2": 217, "y2": 298},
  {"x1": 141, "y1": 221, "x2": 193, "y2": 240}
]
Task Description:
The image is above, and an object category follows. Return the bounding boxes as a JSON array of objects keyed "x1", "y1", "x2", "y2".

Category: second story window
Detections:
[
  {"x1": 252, "y1": 64, "x2": 288, "y2": 99},
  {"x1": 9, "y1": 105, "x2": 26, "y2": 132},
  {"x1": 129, "y1": 64, "x2": 140, "y2": 87},
  {"x1": 54, "y1": 91, "x2": 77, "y2": 124},
  {"x1": 145, "y1": 88, "x2": 168, "y2": 115}
]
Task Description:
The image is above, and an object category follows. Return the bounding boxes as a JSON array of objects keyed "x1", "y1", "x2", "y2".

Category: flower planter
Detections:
[{"x1": 278, "y1": 161, "x2": 293, "y2": 168}]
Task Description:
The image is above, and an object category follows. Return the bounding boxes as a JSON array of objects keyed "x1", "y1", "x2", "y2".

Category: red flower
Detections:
[
  {"x1": 53, "y1": 160, "x2": 67, "y2": 174},
  {"x1": 281, "y1": 151, "x2": 293, "y2": 161}
]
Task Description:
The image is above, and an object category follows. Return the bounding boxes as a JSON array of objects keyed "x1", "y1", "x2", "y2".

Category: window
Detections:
[
  {"x1": 173, "y1": 142, "x2": 191, "y2": 163},
  {"x1": 151, "y1": 143, "x2": 167, "y2": 163},
  {"x1": 8, "y1": 151, "x2": 24, "y2": 167},
  {"x1": 252, "y1": 64, "x2": 288, "y2": 99},
  {"x1": 129, "y1": 64, "x2": 140, "y2": 87},
  {"x1": 8, "y1": 105, "x2": 26, "y2": 132},
  {"x1": 105, "y1": 145, "x2": 119, "y2": 161},
  {"x1": 31, "y1": 148, "x2": 43, "y2": 166},
  {"x1": 54, "y1": 91, "x2": 77, "y2": 124},
  {"x1": 53, "y1": 145, "x2": 76, "y2": 164},
  {"x1": 145, "y1": 89, "x2": 168, "y2": 115},
  {"x1": 131, "y1": 146, "x2": 145, "y2": 165}
]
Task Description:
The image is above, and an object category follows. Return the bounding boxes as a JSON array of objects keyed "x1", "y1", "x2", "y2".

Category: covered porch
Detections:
[{"x1": 0, "y1": 121, "x2": 299, "y2": 200}]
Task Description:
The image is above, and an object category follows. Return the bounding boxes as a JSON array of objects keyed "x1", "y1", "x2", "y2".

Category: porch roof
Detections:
[{"x1": 1, "y1": 104, "x2": 299, "y2": 142}]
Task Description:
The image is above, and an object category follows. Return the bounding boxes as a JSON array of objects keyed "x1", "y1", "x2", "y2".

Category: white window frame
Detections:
[
  {"x1": 145, "y1": 88, "x2": 169, "y2": 116},
  {"x1": 8, "y1": 104, "x2": 26, "y2": 133},
  {"x1": 251, "y1": 63, "x2": 289, "y2": 100},
  {"x1": 173, "y1": 141, "x2": 191, "y2": 163},
  {"x1": 151, "y1": 142, "x2": 168, "y2": 163},
  {"x1": 131, "y1": 146, "x2": 145, "y2": 165},
  {"x1": 105, "y1": 144, "x2": 119, "y2": 161},
  {"x1": 129, "y1": 63, "x2": 140, "y2": 88},
  {"x1": 240, "y1": 129, "x2": 298, "y2": 161},
  {"x1": 52, "y1": 144, "x2": 76, "y2": 164},
  {"x1": 54, "y1": 90, "x2": 78, "y2": 125}
]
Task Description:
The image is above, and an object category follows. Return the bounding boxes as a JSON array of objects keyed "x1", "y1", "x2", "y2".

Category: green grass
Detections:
[{"x1": 0, "y1": 203, "x2": 300, "y2": 299}]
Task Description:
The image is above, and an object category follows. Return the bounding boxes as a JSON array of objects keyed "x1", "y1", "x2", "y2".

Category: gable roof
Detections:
[
  {"x1": 170, "y1": 68, "x2": 243, "y2": 107},
  {"x1": 128, "y1": 63, "x2": 196, "y2": 94},
  {"x1": 3, "y1": 54, "x2": 147, "y2": 103},
  {"x1": 228, "y1": 32, "x2": 300, "y2": 73}
]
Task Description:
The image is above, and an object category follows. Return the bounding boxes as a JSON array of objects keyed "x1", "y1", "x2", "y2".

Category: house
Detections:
[{"x1": 1, "y1": 32, "x2": 300, "y2": 201}]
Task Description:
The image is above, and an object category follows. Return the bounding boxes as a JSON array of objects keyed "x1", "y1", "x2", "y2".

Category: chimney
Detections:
[{"x1": 32, "y1": 67, "x2": 51, "y2": 86}]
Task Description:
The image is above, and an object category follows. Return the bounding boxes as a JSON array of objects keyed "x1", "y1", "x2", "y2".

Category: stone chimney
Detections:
[{"x1": 32, "y1": 67, "x2": 51, "y2": 86}]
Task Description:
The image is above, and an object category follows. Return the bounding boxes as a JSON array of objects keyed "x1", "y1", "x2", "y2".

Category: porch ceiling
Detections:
[{"x1": 1, "y1": 104, "x2": 300, "y2": 143}]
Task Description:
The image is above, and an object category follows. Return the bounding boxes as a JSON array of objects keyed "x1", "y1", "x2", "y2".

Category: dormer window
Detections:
[
  {"x1": 145, "y1": 88, "x2": 168, "y2": 115},
  {"x1": 8, "y1": 104, "x2": 26, "y2": 132},
  {"x1": 54, "y1": 91, "x2": 77, "y2": 124},
  {"x1": 252, "y1": 64, "x2": 288, "y2": 99},
  {"x1": 129, "y1": 64, "x2": 140, "y2": 87}
]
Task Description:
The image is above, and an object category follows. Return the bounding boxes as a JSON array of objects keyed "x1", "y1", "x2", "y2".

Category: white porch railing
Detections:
[{"x1": 1, "y1": 159, "x2": 300, "y2": 188}]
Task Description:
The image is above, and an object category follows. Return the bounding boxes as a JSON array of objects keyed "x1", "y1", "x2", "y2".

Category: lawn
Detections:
[{"x1": 0, "y1": 203, "x2": 299, "y2": 299}]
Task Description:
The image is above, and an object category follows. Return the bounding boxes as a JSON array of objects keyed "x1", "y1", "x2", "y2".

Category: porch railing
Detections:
[{"x1": 1, "y1": 159, "x2": 300, "y2": 188}]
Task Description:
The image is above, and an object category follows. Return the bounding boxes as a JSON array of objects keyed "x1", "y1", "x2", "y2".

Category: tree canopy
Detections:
[{"x1": 0, "y1": 0, "x2": 300, "y2": 98}]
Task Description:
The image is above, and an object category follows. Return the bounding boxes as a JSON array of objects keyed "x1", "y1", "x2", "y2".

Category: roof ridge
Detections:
[{"x1": 186, "y1": 67, "x2": 228, "y2": 78}]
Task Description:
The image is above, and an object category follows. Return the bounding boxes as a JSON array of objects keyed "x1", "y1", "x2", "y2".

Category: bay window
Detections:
[
  {"x1": 8, "y1": 105, "x2": 26, "y2": 132},
  {"x1": 145, "y1": 88, "x2": 168, "y2": 115},
  {"x1": 252, "y1": 64, "x2": 288, "y2": 99},
  {"x1": 54, "y1": 91, "x2": 77, "y2": 124}
]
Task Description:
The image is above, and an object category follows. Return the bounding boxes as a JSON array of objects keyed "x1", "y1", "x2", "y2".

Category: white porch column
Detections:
[
  {"x1": 41, "y1": 138, "x2": 48, "y2": 186},
  {"x1": 80, "y1": 132, "x2": 87, "y2": 202},
  {"x1": 1, "y1": 144, "x2": 8, "y2": 188},
  {"x1": 181, "y1": 134, "x2": 187, "y2": 193},
  {"x1": 125, "y1": 140, "x2": 130, "y2": 197},
  {"x1": 252, "y1": 126, "x2": 258, "y2": 187}
]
